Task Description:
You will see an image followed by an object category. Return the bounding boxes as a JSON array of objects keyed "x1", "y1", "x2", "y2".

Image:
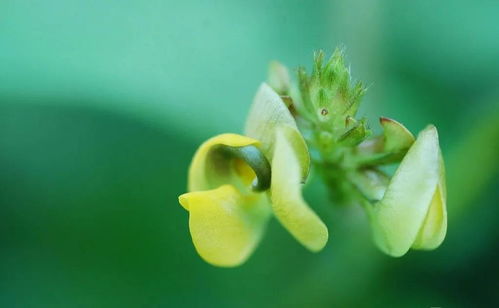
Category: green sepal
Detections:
[
  {"x1": 338, "y1": 118, "x2": 371, "y2": 146},
  {"x1": 380, "y1": 117, "x2": 415, "y2": 152},
  {"x1": 354, "y1": 118, "x2": 415, "y2": 166}
]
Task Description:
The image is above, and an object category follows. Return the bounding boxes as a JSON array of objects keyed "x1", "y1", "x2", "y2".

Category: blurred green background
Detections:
[{"x1": 1, "y1": 0, "x2": 498, "y2": 307}]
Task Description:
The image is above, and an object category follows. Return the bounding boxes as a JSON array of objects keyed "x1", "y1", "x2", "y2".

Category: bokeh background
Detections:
[{"x1": 1, "y1": 0, "x2": 498, "y2": 307}]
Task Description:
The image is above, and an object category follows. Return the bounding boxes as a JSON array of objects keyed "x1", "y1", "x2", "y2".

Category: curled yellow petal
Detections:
[
  {"x1": 270, "y1": 126, "x2": 328, "y2": 252},
  {"x1": 179, "y1": 185, "x2": 271, "y2": 267},
  {"x1": 371, "y1": 125, "x2": 442, "y2": 257},
  {"x1": 188, "y1": 134, "x2": 260, "y2": 192}
]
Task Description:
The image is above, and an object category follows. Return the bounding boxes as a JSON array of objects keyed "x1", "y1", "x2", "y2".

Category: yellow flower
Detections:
[
  {"x1": 178, "y1": 84, "x2": 328, "y2": 267},
  {"x1": 365, "y1": 125, "x2": 447, "y2": 257}
]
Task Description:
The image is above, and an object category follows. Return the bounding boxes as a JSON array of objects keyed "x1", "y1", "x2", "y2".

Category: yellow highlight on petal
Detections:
[
  {"x1": 179, "y1": 185, "x2": 271, "y2": 267},
  {"x1": 233, "y1": 158, "x2": 257, "y2": 187}
]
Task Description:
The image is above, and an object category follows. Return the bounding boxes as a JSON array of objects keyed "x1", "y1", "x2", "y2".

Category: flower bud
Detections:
[
  {"x1": 367, "y1": 125, "x2": 447, "y2": 257},
  {"x1": 296, "y1": 48, "x2": 366, "y2": 132}
]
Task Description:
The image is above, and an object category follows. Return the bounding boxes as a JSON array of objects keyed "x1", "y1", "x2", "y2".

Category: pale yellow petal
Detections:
[
  {"x1": 371, "y1": 125, "x2": 440, "y2": 257},
  {"x1": 270, "y1": 127, "x2": 328, "y2": 252},
  {"x1": 244, "y1": 83, "x2": 310, "y2": 180},
  {"x1": 277, "y1": 124, "x2": 311, "y2": 181},
  {"x1": 268, "y1": 61, "x2": 291, "y2": 95},
  {"x1": 412, "y1": 150, "x2": 447, "y2": 249},
  {"x1": 179, "y1": 185, "x2": 271, "y2": 267},
  {"x1": 187, "y1": 134, "x2": 260, "y2": 193}
]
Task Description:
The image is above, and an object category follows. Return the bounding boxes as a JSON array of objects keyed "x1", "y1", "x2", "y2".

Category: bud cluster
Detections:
[
  {"x1": 291, "y1": 50, "x2": 372, "y2": 203},
  {"x1": 269, "y1": 49, "x2": 415, "y2": 205},
  {"x1": 297, "y1": 49, "x2": 368, "y2": 148},
  {"x1": 265, "y1": 49, "x2": 447, "y2": 258},
  {"x1": 178, "y1": 49, "x2": 447, "y2": 268}
]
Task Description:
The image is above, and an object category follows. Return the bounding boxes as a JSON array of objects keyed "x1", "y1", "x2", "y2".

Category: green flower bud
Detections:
[{"x1": 296, "y1": 48, "x2": 366, "y2": 134}]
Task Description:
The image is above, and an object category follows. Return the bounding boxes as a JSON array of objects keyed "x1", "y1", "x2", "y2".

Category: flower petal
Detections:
[
  {"x1": 370, "y1": 125, "x2": 441, "y2": 257},
  {"x1": 412, "y1": 150, "x2": 447, "y2": 250},
  {"x1": 187, "y1": 134, "x2": 260, "y2": 192},
  {"x1": 270, "y1": 126, "x2": 328, "y2": 252},
  {"x1": 244, "y1": 83, "x2": 310, "y2": 180},
  {"x1": 179, "y1": 185, "x2": 271, "y2": 267},
  {"x1": 268, "y1": 61, "x2": 291, "y2": 95}
]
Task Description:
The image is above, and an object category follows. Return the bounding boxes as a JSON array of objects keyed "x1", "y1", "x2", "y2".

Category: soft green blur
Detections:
[{"x1": 1, "y1": 0, "x2": 498, "y2": 307}]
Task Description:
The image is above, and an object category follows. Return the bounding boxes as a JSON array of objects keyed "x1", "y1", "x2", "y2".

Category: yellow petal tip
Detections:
[{"x1": 178, "y1": 193, "x2": 190, "y2": 210}]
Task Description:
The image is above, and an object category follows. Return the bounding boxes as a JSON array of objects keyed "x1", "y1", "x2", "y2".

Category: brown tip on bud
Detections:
[
  {"x1": 280, "y1": 95, "x2": 293, "y2": 108},
  {"x1": 379, "y1": 117, "x2": 395, "y2": 124},
  {"x1": 321, "y1": 108, "x2": 329, "y2": 116}
]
